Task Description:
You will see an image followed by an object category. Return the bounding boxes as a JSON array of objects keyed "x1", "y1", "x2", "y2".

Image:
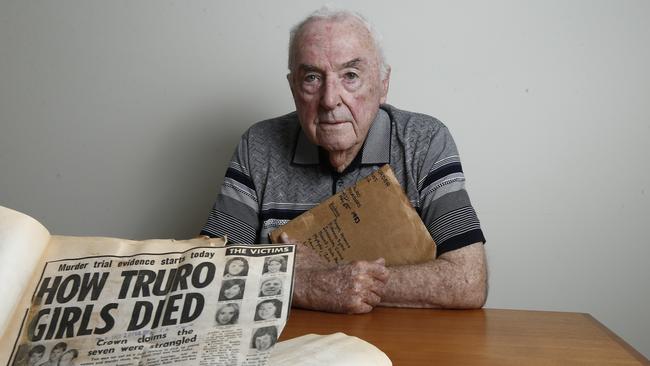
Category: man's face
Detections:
[
  {"x1": 288, "y1": 18, "x2": 389, "y2": 154},
  {"x1": 261, "y1": 279, "x2": 282, "y2": 296},
  {"x1": 49, "y1": 348, "x2": 64, "y2": 362},
  {"x1": 28, "y1": 352, "x2": 43, "y2": 366}
]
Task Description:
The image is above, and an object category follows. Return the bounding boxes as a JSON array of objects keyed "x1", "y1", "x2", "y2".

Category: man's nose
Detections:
[{"x1": 320, "y1": 76, "x2": 342, "y2": 110}]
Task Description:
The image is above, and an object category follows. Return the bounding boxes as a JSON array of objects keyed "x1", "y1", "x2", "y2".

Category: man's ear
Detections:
[
  {"x1": 380, "y1": 66, "x2": 391, "y2": 104},
  {"x1": 287, "y1": 73, "x2": 295, "y2": 96}
]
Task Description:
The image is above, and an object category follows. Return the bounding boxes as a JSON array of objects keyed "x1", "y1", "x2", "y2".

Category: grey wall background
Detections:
[{"x1": 1, "y1": 0, "x2": 648, "y2": 358}]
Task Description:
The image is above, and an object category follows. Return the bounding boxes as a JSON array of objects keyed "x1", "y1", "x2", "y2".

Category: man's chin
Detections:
[
  {"x1": 320, "y1": 141, "x2": 356, "y2": 153},
  {"x1": 317, "y1": 134, "x2": 357, "y2": 153}
]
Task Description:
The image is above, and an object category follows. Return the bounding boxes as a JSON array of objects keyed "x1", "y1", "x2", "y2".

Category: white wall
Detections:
[{"x1": 1, "y1": 0, "x2": 648, "y2": 358}]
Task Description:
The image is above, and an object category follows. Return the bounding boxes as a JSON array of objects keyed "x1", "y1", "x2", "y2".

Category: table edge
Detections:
[
  {"x1": 282, "y1": 308, "x2": 649, "y2": 364},
  {"x1": 581, "y1": 313, "x2": 649, "y2": 365}
]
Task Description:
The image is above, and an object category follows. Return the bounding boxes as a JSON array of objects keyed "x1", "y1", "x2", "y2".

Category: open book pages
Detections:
[
  {"x1": 0, "y1": 206, "x2": 51, "y2": 335},
  {"x1": 269, "y1": 333, "x2": 392, "y2": 366},
  {"x1": 270, "y1": 165, "x2": 436, "y2": 266},
  {"x1": 0, "y1": 206, "x2": 296, "y2": 366}
]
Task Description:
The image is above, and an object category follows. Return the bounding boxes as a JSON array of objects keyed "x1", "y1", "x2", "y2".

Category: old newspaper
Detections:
[{"x1": 1, "y1": 206, "x2": 295, "y2": 366}]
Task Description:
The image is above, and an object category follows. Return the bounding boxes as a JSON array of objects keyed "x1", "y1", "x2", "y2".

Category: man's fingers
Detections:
[
  {"x1": 368, "y1": 278, "x2": 387, "y2": 298},
  {"x1": 299, "y1": 259, "x2": 389, "y2": 314},
  {"x1": 279, "y1": 232, "x2": 293, "y2": 244},
  {"x1": 348, "y1": 289, "x2": 381, "y2": 313},
  {"x1": 349, "y1": 302, "x2": 374, "y2": 314},
  {"x1": 354, "y1": 259, "x2": 390, "y2": 283},
  {"x1": 346, "y1": 263, "x2": 387, "y2": 301},
  {"x1": 364, "y1": 291, "x2": 382, "y2": 307},
  {"x1": 352, "y1": 271, "x2": 386, "y2": 296},
  {"x1": 371, "y1": 266, "x2": 390, "y2": 283}
]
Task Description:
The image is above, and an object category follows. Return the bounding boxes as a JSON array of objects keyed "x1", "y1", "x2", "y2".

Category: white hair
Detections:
[{"x1": 287, "y1": 7, "x2": 389, "y2": 79}]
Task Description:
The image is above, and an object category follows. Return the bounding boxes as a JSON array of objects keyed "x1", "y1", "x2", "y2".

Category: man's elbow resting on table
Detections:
[
  {"x1": 446, "y1": 265, "x2": 488, "y2": 309},
  {"x1": 379, "y1": 242, "x2": 488, "y2": 309},
  {"x1": 433, "y1": 242, "x2": 488, "y2": 309}
]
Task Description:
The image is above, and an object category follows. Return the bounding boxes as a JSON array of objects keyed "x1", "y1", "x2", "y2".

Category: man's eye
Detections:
[
  {"x1": 304, "y1": 74, "x2": 320, "y2": 83},
  {"x1": 344, "y1": 72, "x2": 359, "y2": 80}
]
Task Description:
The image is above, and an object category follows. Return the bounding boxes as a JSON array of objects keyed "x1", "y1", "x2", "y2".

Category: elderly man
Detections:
[{"x1": 202, "y1": 8, "x2": 487, "y2": 313}]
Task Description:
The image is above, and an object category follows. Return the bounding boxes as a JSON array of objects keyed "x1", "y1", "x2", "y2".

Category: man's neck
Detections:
[{"x1": 327, "y1": 143, "x2": 363, "y2": 173}]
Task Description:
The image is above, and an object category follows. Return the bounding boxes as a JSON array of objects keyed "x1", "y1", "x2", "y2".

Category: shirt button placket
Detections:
[{"x1": 336, "y1": 179, "x2": 344, "y2": 192}]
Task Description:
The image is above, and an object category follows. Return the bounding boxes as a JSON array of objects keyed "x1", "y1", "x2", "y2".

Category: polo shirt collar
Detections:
[{"x1": 292, "y1": 107, "x2": 391, "y2": 165}]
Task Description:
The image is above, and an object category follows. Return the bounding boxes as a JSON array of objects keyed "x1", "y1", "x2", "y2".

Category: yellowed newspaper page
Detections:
[
  {"x1": 0, "y1": 206, "x2": 51, "y2": 338},
  {"x1": 2, "y1": 234, "x2": 296, "y2": 366}
]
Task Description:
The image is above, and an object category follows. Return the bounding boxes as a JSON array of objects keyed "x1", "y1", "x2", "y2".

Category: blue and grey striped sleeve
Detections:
[
  {"x1": 418, "y1": 126, "x2": 485, "y2": 256},
  {"x1": 201, "y1": 135, "x2": 260, "y2": 244}
]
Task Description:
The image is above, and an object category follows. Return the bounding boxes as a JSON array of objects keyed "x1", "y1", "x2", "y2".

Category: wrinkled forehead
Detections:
[{"x1": 294, "y1": 18, "x2": 378, "y2": 64}]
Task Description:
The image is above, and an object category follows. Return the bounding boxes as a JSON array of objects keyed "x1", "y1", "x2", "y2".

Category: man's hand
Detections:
[
  {"x1": 279, "y1": 232, "x2": 390, "y2": 314},
  {"x1": 296, "y1": 258, "x2": 389, "y2": 314}
]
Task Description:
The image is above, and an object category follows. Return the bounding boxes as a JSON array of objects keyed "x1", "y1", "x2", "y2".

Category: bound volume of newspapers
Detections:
[{"x1": 0, "y1": 206, "x2": 296, "y2": 366}]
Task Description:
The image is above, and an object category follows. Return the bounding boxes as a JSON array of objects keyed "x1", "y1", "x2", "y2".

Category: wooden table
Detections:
[{"x1": 280, "y1": 308, "x2": 648, "y2": 365}]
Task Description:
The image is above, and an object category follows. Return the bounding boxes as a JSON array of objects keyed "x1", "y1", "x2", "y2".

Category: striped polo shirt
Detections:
[{"x1": 201, "y1": 104, "x2": 485, "y2": 256}]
